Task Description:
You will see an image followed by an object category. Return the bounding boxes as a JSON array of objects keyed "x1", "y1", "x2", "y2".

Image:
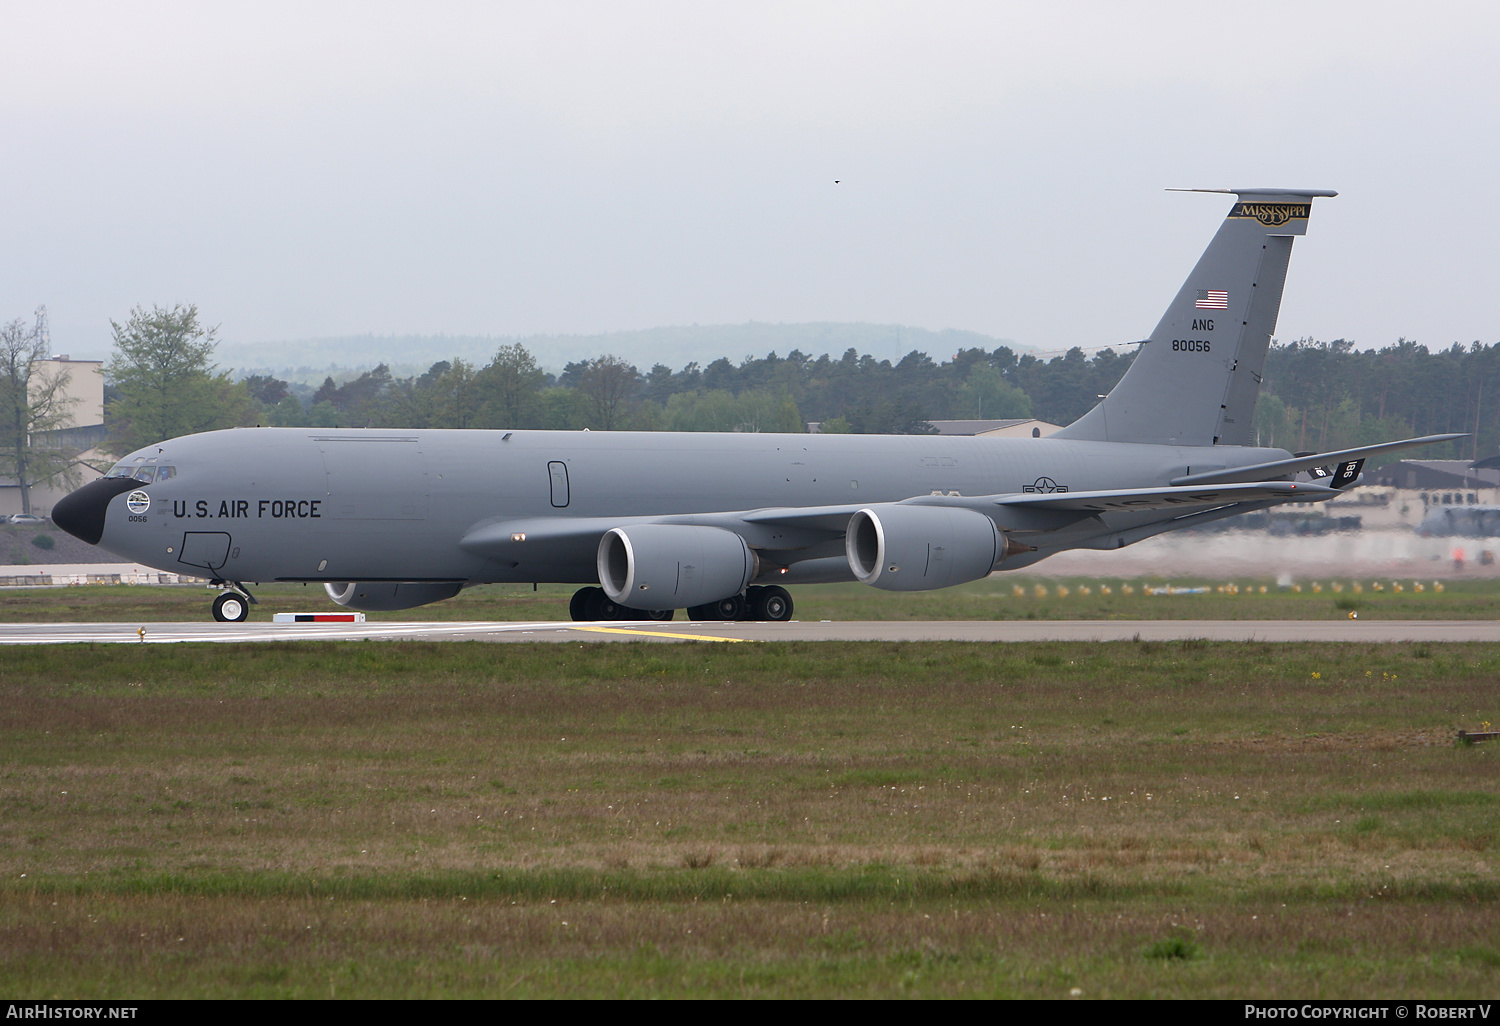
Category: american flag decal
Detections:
[{"x1": 1196, "y1": 289, "x2": 1228, "y2": 310}]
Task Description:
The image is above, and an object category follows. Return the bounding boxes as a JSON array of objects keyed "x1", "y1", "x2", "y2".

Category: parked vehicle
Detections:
[{"x1": 5, "y1": 513, "x2": 47, "y2": 525}]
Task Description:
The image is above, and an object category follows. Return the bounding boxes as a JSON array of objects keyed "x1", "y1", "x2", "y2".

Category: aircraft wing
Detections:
[
  {"x1": 463, "y1": 480, "x2": 1338, "y2": 561},
  {"x1": 739, "y1": 504, "x2": 868, "y2": 532},
  {"x1": 463, "y1": 516, "x2": 624, "y2": 552},
  {"x1": 460, "y1": 516, "x2": 623, "y2": 567},
  {"x1": 982, "y1": 480, "x2": 1340, "y2": 512},
  {"x1": 1169, "y1": 433, "x2": 1465, "y2": 486},
  {"x1": 745, "y1": 481, "x2": 1338, "y2": 525},
  {"x1": 461, "y1": 508, "x2": 857, "y2": 563}
]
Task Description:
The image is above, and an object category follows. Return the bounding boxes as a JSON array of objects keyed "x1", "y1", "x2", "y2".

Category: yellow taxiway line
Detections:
[{"x1": 570, "y1": 625, "x2": 749, "y2": 643}]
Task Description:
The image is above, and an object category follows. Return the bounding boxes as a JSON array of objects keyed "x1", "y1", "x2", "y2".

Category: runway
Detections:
[{"x1": 2, "y1": 618, "x2": 1499, "y2": 644}]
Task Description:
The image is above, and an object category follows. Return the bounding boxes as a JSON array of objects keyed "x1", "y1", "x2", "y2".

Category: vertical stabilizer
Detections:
[{"x1": 1055, "y1": 189, "x2": 1335, "y2": 446}]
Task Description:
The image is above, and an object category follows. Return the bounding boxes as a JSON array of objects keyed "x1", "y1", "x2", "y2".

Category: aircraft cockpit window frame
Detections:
[{"x1": 107, "y1": 461, "x2": 175, "y2": 482}]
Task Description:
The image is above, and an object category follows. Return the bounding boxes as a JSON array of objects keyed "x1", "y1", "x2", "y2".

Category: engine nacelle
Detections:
[
  {"x1": 598, "y1": 525, "x2": 758, "y2": 610},
  {"x1": 845, "y1": 504, "x2": 1003, "y2": 591},
  {"x1": 324, "y1": 581, "x2": 464, "y2": 611}
]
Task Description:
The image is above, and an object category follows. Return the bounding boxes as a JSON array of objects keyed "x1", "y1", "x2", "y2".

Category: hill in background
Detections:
[{"x1": 219, "y1": 322, "x2": 1030, "y2": 383}]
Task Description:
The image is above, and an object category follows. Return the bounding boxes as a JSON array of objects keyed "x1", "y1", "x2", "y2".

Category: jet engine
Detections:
[
  {"x1": 845, "y1": 504, "x2": 1004, "y2": 591},
  {"x1": 597, "y1": 524, "x2": 758, "y2": 610},
  {"x1": 325, "y1": 581, "x2": 464, "y2": 611}
]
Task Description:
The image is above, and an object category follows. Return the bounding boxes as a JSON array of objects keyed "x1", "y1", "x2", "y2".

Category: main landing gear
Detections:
[
  {"x1": 567, "y1": 585, "x2": 794, "y2": 623},
  {"x1": 209, "y1": 580, "x2": 256, "y2": 623},
  {"x1": 568, "y1": 587, "x2": 674, "y2": 623},
  {"x1": 687, "y1": 586, "x2": 794, "y2": 622},
  {"x1": 747, "y1": 585, "x2": 793, "y2": 621}
]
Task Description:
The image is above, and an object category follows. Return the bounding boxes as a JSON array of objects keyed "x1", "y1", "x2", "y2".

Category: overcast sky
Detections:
[{"x1": 3, "y1": 1, "x2": 1497, "y2": 362}]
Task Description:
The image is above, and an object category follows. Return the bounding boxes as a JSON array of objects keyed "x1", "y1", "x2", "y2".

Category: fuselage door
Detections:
[
  {"x1": 178, "y1": 531, "x2": 231, "y2": 571},
  {"x1": 548, "y1": 461, "x2": 570, "y2": 508}
]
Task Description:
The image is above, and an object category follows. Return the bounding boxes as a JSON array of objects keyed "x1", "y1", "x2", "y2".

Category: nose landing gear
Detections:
[{"x1": 209, "y1": 580, "x2": 257, "y2": 622}]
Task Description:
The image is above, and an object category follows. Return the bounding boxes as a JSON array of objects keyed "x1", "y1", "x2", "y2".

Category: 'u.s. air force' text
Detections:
[{"x1": 171, "y1": 499, "x2": 323, "y2": 519}]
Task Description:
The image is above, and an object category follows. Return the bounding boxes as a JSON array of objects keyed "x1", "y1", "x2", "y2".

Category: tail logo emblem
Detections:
[
  {"x1": 1023, "y1": 477, "x2": 1069, "y2": 494},
  {"x1": 1230, "y1": 202, "x2": 1311, "y2": 227}
]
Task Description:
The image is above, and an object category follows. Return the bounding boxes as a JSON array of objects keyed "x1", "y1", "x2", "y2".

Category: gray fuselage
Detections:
[{"x1": 90, "y1": 426, "x2": 1292, "y2": 587}]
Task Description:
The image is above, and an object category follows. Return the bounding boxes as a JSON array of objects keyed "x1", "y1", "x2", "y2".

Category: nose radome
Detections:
[{"x1": 51, "y1": 477, "x2": 141, "y2": 546}]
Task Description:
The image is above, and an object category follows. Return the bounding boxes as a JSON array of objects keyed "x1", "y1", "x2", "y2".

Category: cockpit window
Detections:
[{"x1": 106, "y1": 461, "x2": 175, "y2": 482}]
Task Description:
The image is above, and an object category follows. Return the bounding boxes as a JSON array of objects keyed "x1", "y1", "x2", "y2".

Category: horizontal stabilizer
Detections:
[{"x1": 1169, "y1": 434, "x2": 1466, "y2": 486}]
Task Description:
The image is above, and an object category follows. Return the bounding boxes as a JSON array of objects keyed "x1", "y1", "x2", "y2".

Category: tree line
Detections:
[
  {"x1": 1, "y1": 303, "x2": 1491, "y2": 512},
  {"x1": 1254, "y1": 338, "x2": 1486, "y2": 461},
  {"x1": 215, "y1": 332, "x2": 1121, "y2": 437},
  {"x1": 224, "y1": 332, "x2": 1493, "y2": 466}
]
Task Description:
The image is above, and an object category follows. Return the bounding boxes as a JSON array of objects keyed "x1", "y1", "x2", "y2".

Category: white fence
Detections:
[{"x1": 0, "y1": 563, "x2": 206, "y2": 588}]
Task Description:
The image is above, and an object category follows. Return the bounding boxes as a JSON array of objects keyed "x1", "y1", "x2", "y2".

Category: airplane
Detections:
[{"x1": 52, "y1": 188, "x2": 1462, "y2": 623}]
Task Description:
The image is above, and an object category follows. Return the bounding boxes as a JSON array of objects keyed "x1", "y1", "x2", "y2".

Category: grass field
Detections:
[
  {"x1": 2, "y1": 574, "x2": 1499, "y2": 623},
  {"x1": 1, "y1": 641, "x2": 1497, "y2": 997}
]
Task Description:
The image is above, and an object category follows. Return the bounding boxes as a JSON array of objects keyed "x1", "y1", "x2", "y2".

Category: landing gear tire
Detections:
[
  {"x1": 582, "y1": 587, "x2": 629, "y2": 621},
  {"x1": 212, "y1": 592, "x2": 249, "y2": 623},
  {"x1": 688, "y1": 594, "x2": 747, "y2": 621},
  {"x1": 571, "y1": 587, "x2": 674, "y2": 621},
  {"x1": 750, "y1": 585, "x2": 793, "y2": 621},
  {"x1": 569, "y1": 588, "x2": 591, "y2": 622}
]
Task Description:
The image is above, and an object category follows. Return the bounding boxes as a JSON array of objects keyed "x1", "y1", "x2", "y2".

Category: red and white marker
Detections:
[{"x1": 272, "y1": 612, "x2": 367, "y2": 624}]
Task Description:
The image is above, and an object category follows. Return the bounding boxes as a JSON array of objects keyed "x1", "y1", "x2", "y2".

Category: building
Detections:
[
  {"x1": 1369, "y1": 459, "x2": 1499, "y2": 494},
  {"x1": 1309, "y1": 459, "x2": 1500, "y2": 531},
  {"x1": 1367, "y1": 460, "x2": 1500, "y2": 506},
  {"x1": 0, "y1": 357, "x2": 107, "y2": 517}
]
